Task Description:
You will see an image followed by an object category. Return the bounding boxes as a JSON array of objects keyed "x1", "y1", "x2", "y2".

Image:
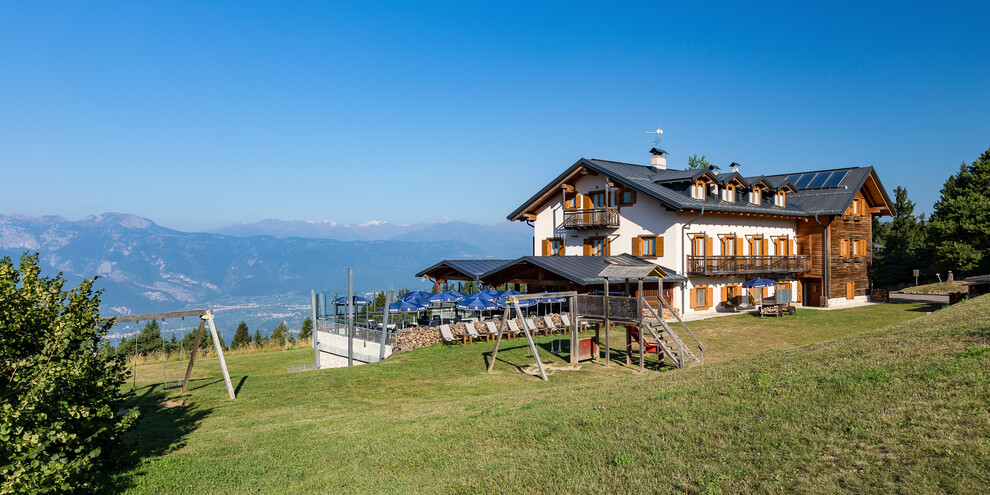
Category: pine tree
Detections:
[
  {"x1": 271, "y1": 321, "x2": 288, "y2": 347},
  {"x1": 232, "y1": 321, "x2": 251, "y2": 349},
  {"x1": 872, "y1": 186, "x2": 930, "y2": 287},
  {"x1": 299, "y1": 317, "x2": 313, "y2": 342},
  {"x1": 928, "y1": 146, "x2": 990, "y2": 275},
  {"x1": 253, "y1": 329, "x2": 263, "y2": 346}
]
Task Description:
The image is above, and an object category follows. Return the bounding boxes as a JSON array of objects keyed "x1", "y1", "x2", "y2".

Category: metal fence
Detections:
[
  {"x1": 316, "y1": 318, "x2": 397, "y2": 346},
  {"x1": 287, "y1": 361, "x2": 317, "y2": 373}
]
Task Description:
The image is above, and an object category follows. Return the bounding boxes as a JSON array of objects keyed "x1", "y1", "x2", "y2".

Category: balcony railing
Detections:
[
  {"x1": 686, "y1": 255, "x2": 811, "y2": 276},
  {"x1": 562, "y1": 207, "x2": 620, "y2": 229}
]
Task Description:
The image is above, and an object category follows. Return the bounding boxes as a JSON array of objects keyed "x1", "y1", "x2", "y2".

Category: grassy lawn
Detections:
[
  {"x1": 114, "y1": 301, "x2": 990, "y2": 493},
  {"x1": 901, "y1": 281, "x2": 969, "y2": 293}
]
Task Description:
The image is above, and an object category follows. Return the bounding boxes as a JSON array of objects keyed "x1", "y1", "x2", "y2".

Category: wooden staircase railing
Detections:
[{"x1": 639, "y1": 296, "x2": 704, "y2": 367}]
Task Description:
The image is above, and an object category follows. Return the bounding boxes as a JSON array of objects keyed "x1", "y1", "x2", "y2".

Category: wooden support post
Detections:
[
  {"x1": 639, "y1": 279, "x2": 645, "y2": 373},
  {"x1": 206, "y1": 311, "x2": 236, "y2": 400},
  {"x1": 181, "y1": 318, "x2": 206, "y2": 393},
  {"x1": 569, "y1": 294, "x2": 579, "y2": 365},
  {"x1": 487, "y1": 305, "x2": 512, "y2": 373},
  {"x1": 603, "y1": 278, "x2": 610, "y2": 367},
  {"x1": 513, "y1": 299, "x2": 547, "y2": 381}
]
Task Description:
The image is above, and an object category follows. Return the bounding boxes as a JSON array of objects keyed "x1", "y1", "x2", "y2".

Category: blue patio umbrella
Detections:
[
  {"x1": 741, "y1": 278, "x2": 778, "y2": 288},
  {"x1": 428, "y1": 291, "x2": 464, "y2": 303},
  {"x1": 479, "y1": 288, "x2": 500, "y2": 297},
  {"x1": 402, "y1": 290, "x2": 431, "y2": 301},
  {"x1": 498, "y1": 289, "x2": 523, "y2": 297},
  {"x1": 457, "y1": 297, "x2": 497, "y2": 311},
  {"x1": 497, "y1": 294, "x2": 536, "y2": 309},
  {"x1": 537, "y1": 293, "x2": 566, "y2": 304},
  {"x1": 388, "y1": 301, "x2": 421, "y2": 313},
  {"x1": 405, "y1": 297, "x2": 432, "y2": 308},
  {"x1": 334, "y1": 295, "x2": 370, "y2": 306},
  {"x1": 466, "y1": 291, "x2": 496, "y2": 300}
]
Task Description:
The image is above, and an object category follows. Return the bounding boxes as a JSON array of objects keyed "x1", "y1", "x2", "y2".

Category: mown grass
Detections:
[
  {"x1": 901, "y1": 281, "x2": 969, "y2": 294},
  {"x1": 114, "y1": 301, "x2": 989, "y2": 494}
]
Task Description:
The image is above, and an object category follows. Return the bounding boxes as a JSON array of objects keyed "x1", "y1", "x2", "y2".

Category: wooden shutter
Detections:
[
  {"x1": 583, "y1": 239, "x2": 592, "y2": 256},
  {"x1": 689, "y1": 289, "x2": 697, "y2": 309},
  {"x1": 706, "y1": 236, "x2": 713, "y2": 256},
  {"x1": 846, "y1": 282, "x2": 854, "y2": 299},
  {"x1": 761, "y1": 238, "x2": 769, "y2": 257},
  {"x1": 840, "y1": 239, "x2": 848, "y2": 257},
  {"x1": 790, "y1": 239, "x2": 796, "y2": 256},
  {"x1": 720, "y1": 286, "x2": 727, "y2": 305},
  {"x1": 542, "y1": 239, "x2": 550, "y2": 256},
  {"x1": 657, "y1": 236, "x2": 664, "y2": 257},
  {"x1": 748, "y1": 288, "x2": 756, "y2": 302},
  {"x1": 582, "y1": 195, "x2": 593, "y2": 209},
  {"x1": 736, "y1": 237, "x2": 744, "y2": 256},
  {"x1": 796, "y1": 280, "x2": 803, "y2": 302},
  {"x1": 604, "y1": 237, "x2": 611, "y2": 256},
  {"x1": 762, "y1": 287, "x2": 768, "y2": 299},
  {"x1": 632, "y1": 237, "x2": 642, "y2": 257},
  {"x1": 706, "y1": 288, "x2": 714, "y2": 309}
]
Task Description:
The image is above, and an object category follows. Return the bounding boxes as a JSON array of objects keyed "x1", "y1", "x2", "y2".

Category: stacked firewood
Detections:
[{"x1": 395, "y1": 327, "x2": 441, "y2": 351}]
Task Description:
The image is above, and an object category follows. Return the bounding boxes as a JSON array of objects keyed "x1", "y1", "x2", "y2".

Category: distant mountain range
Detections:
[{"x1": 0, "y1": 213, "x2": 532, "y2": 335}]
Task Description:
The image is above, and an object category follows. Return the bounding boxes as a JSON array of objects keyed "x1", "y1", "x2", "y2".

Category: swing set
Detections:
[{"x1": 108, "y1": 309, "x2": 236, "y2": 400}]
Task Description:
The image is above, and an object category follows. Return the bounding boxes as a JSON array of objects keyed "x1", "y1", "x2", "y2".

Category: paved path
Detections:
[{"x1": 889, "y1": 292, "x2": 950, "y2": 304}]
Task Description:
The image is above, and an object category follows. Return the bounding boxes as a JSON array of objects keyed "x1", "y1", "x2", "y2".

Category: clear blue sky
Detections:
[{"x1": 2, "y1": 1, "x2": 987, "y2": 231}]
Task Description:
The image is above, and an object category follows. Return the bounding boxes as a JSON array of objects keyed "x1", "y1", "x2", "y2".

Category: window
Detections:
[
  {"x1": 774, "y1": 237, "x2": 790, "y2": 256},
  {"x1": 750, "y1": 236, "x2": 765, "y2": 256},
  {"x1": 724, "y1": 185, "x2": 735, "y2": 203},
  {"x1": 775, "y1": 191, "x2": 786, "y2": 207},
  {"x1": 851, "y1": 238, "x2": 860, "y2": 256},
  {"x1": 691, "y1": 180, "x2": 707, "y2": 200},
  {"x1": 691, "y1": 234, "x2": 708, "y2": 256},
  {"x1": 721, "y1": 235, "x2": 737, "y2": 256},
  {"x1": 617, "y1": 189, "x2": 636, "y2": 206},
  {"x1": 633, "y1": 235, "x2": 660, "y2": 258},
  {"x1": 542, "y1": 238, "x2": 564, "y2": 256},
  {"x1": 589, "y1": 191, "x2": 606, "y2": 208},
  {"x1": 564, "y1": 193, "x2": 579, "y2": 210},
  {"x1": 751, "y1": 187, "x2": 762, "y2": 204},
  {"x1": 848, "y1": 197, "x2": 866, "y2": 216},
  {"x1": 691, "y1": 285, "x2": 713, "y2": 310},
  {"x1": 584, "y1": 236, "x2": 608, "y2": 256},
  {"x1": 840, "y1": 239, "x2": 850, "y2": 257}
]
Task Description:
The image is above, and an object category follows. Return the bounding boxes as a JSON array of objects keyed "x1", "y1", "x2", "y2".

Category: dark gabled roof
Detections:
[
  {"x1": 715, "y1": 171, "x2": 749, "y2": 187},
  {"x1": 508, "y1": 157, "x2": 894, "y2": 221},
  {"x1": 479, "y1": 254, "x2": 686, "y2": 286},
  {"x1": 415, "y1": 259, "x2": 514, "y2": 280}
]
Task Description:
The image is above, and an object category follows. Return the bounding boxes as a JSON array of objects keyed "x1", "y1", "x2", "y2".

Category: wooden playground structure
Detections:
[
  {"x1": 106, "y1": 309, "x2": 236, "y2": 400},
  {"x1": 487, "y1": 264, "x2": 705, "y2": 381}
]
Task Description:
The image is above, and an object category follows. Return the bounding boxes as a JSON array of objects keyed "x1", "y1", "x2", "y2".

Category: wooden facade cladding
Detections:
[
  {"x1": 827, "y1": 191, "x2": 872, "y2": 298},
  {"x1": 796, "y1": 220, "x2": 826, "y2": 278}
]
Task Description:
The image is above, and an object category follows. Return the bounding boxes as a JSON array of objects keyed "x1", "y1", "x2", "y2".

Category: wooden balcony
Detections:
[
  {"x1": 686, "y1": 255, "x2": 811, "y2": 276},
  {"x1": 562, "y1": 207, "x2": 620, "y2": 230}
]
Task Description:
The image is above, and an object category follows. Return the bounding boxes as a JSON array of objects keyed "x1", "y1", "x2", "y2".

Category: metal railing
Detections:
[
  {"x1": 316, "y1": 318, "x2": 397, "y2": 346},
  {"x1": 686, "y1": 255, "x2": 810, "y2": 276},
  {"x1": 562, "y1": 207, "x2": 620, "y2": 229}
]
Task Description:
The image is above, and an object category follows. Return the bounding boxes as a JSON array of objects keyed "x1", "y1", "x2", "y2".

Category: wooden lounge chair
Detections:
[
  {"x1": 464, "y1": 323, "x2": 481, "y2": 344},
  {"x1": 543, "y1": 315, "x2": 560, "y2": 334},
  {"x1": 522, "y1": 318, "x2": 539, "y2": 336},
  {"x1": 506, "y1": 319, "x2": 523, "y2": 339},
  {"x1": 560, "y1": 314, "x2": 572, "y2": 332},
  {"x1": 438, "y1": 324, "x2": 458, "y2": 344},
  {"x1": 484, "y1": 321, "x2": 500, "y2": 342}
]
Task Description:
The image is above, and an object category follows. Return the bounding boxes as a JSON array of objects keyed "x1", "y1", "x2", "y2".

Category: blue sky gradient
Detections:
[{"x1": 2, "y1": 1, "x2": 987, "y2": 230}]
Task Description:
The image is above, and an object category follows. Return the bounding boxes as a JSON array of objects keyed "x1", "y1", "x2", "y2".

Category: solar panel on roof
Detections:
[
  {"x1": 794, "y1": 174, "x2": 814, "y2": 188},
  {"x1": 807, "y1": 172, "x2": 829, "y2": 188},
  {"x1": 821, "y1": 171, "x2": 847, "y2": 187}
]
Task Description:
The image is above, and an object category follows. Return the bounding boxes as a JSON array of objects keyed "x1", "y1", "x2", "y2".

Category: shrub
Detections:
[{"x1": 0, "y1": 253, "x2": 137, "y2": 493}]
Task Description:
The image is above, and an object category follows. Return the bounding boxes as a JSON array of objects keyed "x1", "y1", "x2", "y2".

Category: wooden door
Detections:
[{"x1": 805, "y1": 281, "x2": 822, "y2": 307}]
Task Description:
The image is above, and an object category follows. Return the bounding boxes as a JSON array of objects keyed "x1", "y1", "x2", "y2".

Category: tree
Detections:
[
  {"x1": 253, "y1": 329, "x2": 263, "y2": 346},
  {"x1": 872, "y1": 186, "x2": 930, "y2": 287},
  {"x1": 299, "y1": 317, "x2": 313, "y2": 342},
  {"x1": 271, "y1": 321, "x2": 288, "y2": 347},
  {"x1": 372, "y1": 291, "x2": 386, "y2": 312},
  {"x1": 687, "y1": 154, "x2": 717, "y2": 170},
  {"x1": 928, "y1": 147, "x2": 990, "y2": 275},
  {"x1": 231, "y1": 321, "x2": 251, "y2": 349},
  {"x1": 1, "y1": 253, "x2": 138, "y2": 492}
]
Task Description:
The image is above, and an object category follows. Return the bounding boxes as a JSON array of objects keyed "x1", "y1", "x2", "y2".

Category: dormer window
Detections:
[
  {"x1": 750, "y1": 187, "x2": 762, "y2": 205},
  {"x1": 724, "y1": 185, "x2": 736, "y2": 203},
  {"x1": 691, "y1": 180, "x2": 707, "y2": 200},
  {"x1": 774, "y1": 190, "x2": 786, "y2": 207}
]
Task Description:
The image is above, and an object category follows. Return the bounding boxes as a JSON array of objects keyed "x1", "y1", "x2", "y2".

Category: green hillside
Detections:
[{"x1": 114, "y1": 301, "x2": 989, "y2": 493}]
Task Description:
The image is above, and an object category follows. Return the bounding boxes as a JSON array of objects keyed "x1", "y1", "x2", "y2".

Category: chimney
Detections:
[{"x1": 650, "y1": 148, "x2": 667, "y2": 170}]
